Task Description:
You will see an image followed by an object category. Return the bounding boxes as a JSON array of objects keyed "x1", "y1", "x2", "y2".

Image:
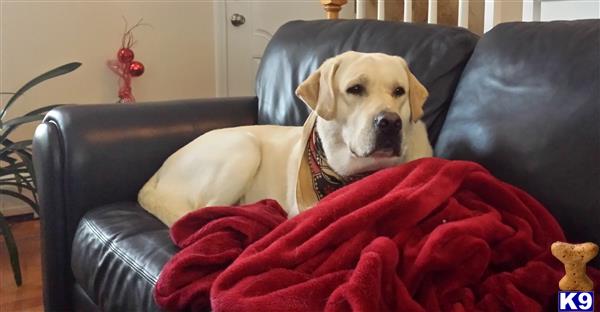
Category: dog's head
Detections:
[{"x1": 295, "y1": 51, "x2": 429, "y2": 176}]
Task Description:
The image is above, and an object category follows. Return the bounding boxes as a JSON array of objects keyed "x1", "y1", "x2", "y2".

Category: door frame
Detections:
[{"x1": 214, "y1": 0, "x2": 228, "y2": 97}]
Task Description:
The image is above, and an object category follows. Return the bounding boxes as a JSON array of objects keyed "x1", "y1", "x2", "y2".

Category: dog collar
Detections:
[{"x1": 307, "y1": 128, "x2": 370, "y2": 200}]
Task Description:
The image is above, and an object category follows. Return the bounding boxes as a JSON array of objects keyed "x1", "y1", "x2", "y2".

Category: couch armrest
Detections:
[{"x1": 32, "y1": 96, "x2": 258, "y2": 311}]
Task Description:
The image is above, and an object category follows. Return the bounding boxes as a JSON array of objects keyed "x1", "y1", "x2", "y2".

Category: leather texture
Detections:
[
  {"x1": 72, "y1": 203, "x2": 175, "y2": 312},
  {"x1": 33, "y1": 97, "x2": 257, "y2": 311},
  {"x1": 256, "y1": 19, "x2": 479, "y2": 145},
  {"x1": 435, "y1": 20, "x2": 600, "y2": 267},
  {"x1": 73, "y1": 283, "x2": 101, "y2": 312}
]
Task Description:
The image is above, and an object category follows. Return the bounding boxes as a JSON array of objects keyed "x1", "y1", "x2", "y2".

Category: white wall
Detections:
[
  {"x1": 541, "y1": 0, "x2": 600, "y2": 21},
  {"x1": 1, "y1": 1, "x2": 217, "y2": 215},
  {"x1": 483, "y1": 0, "x2": 598, "y2": 32},
  {"x1": 484, "y1": 0, "x2": 525, "y2": 32},
  {"x1": 1, "y1": 1, "x2": 216, "y2": 141}
]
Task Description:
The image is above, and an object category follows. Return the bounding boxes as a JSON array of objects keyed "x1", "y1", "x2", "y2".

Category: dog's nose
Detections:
[{"x1": 374, "y1": 112, "x2": 402, "y2": 133}]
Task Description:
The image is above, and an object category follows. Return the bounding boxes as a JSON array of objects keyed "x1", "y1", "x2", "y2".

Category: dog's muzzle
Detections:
[{"x1": 372, "y1": 112, "x2": 402, "y2": 157}]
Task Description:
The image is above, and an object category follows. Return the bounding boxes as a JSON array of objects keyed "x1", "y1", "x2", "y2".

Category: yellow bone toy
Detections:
[{"x1": 551, "y1": 241, "x2": 598, "y2": 291}]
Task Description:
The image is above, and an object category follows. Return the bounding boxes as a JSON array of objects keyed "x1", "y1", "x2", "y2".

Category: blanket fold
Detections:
[
  {"x1": 155, "y1": 158, "x2": 600, "y2": 312},
  {"x1": 154, "y1": 199, "x2": 287, "y2": 311}
]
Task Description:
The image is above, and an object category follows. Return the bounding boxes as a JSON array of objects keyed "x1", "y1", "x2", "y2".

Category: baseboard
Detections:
[{"x1": 4, "y1": 213, "x2": 35, "y2": 222}]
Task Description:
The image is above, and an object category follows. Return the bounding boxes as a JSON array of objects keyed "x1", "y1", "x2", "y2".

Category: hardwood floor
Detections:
[{"x1": 0, "y1": 220, "x2": 43, "y2": 312}]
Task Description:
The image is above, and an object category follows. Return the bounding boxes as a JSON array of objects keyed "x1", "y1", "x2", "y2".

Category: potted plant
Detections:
[{"x1": 1, "y1": 62, "x2": 81, "y2": 286}]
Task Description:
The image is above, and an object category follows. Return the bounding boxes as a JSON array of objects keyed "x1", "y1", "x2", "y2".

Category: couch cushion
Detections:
[
  {"x1": 256, "y1": 19, "x2": 479, "y2": 145},
  {"x1": 71, "y1": 202, "x2": 178, "y2": 311},
  {"x1": 435, "y1": 20, "x2": 600, "y2": 265}
]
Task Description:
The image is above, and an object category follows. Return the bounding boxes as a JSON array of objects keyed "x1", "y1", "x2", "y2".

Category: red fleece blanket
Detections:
[{"x1": 155, "y1": 158, "x2": 600, "y2": 311}]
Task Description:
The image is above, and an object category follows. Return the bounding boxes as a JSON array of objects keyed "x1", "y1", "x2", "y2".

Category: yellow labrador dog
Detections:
[{"x1": 138, "y1": 51, "x2": 433, "y2": 226}]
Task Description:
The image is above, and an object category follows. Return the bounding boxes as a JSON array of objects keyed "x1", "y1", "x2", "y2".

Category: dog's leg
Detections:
[
  {"x1": 138, "y1": 130, "x2": 262, "y2": 226},
  {"x1": 190, "y1": 132, "x2": 262, "y2": 208}
]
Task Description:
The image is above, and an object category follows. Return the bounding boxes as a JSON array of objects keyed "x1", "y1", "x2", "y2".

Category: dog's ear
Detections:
[
  {"x1": 295, "y1": 57, "x2": 340, "y2": 120},
  {"x1": 405, "y1": 67, "x2": 429, "y2": 123}
]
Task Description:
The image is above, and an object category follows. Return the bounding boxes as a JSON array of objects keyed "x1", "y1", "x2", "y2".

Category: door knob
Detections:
[{"x1": 230, "y1": 14, "x2": 246, "y2": 27}]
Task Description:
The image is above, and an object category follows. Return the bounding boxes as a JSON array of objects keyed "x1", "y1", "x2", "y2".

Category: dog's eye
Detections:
[
  {"x1": 346, "y1": 84, "x2": 365, "y2": 96},
  {"x1": 393, "y1": 87, "x2": 405, "y2": 97}
]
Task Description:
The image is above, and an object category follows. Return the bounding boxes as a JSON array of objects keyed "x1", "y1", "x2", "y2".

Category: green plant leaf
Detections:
[
  {"x1": 0, "y1": 105, "x2": 63, "y2": 143},
  {"x1": 0, "y1": 189, "x2": 38, "y2": 214},
  {"x1": 1, "y1": 114, "x2": 44, "y2": 130},
  {"x1": 3, "y1": 176, "x2": 33, "y2": 183},
  {"x1": 0, "y1": 161, "x2": 28, "y2": 172},
  {"x1": 0, "y1": 182, "x2": 35, "y2": 199},
  {"x1": 0, "y1": 167, "x2": 29, "y2": 176},
  {"x1": 1, "y1": 139, "x2": 32, "y2": 149},
  {"x1": 14, "y1": 169, "x2": 23, "y2": 193},
  {"x1": 24, "y1": 104, "x2": 64, "y2": 117},
  {"x1": 0, "y1": 153, "x2": 18, "y2": 163},
  {"x1": 0, "y1": 170, "x2": 35, "y2": 195},
  {"x1": 0, "y1": 140, "x2": 32, "y2": 156},
  {"x1": 1, "y1": 167, "x2": 33, "y2": 195},
  {"x1": 13, "y1": 150, "x2": 37, "y2": 201},
  {"x1": 0, "y1": 181, "x2": 35, "y2": 191},
  {"x1": 0, "y1": 211, "x2": 22, "y2": 286},
  {"x1": 0, "y1": 137, "x2": 16, "y2": 147},
  {"x1": 0, "y1": 155, "x2": 36, "y2": 196},
  {"x1": 0, "y1": 127, "x2": 20, "y2": 146},
  {"x1": 0, "y1": 62, "x2": 81, "y2": 120},
  {"x1": 0, "y1": 175, "x2": 30, "y2": 183},
  {"x1": 0, "y1": 161, "x2": 32, "y2": 193},
  {"x1": 0, "y1": 180, "x2": 36, "y2": 203}
]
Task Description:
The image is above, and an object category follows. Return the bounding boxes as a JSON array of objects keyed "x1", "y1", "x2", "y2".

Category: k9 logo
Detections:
[{"x1": 558, "y1": 292, "x2": 594, "y2": 311}]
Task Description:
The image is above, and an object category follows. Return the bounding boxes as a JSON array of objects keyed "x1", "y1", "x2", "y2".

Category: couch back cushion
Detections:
[
  {"x1": 256, "y1": 20, "x2": 478, "y2": 144},
  {"x1": 435, "y1": 20, "x2": 600, "y2": 252}
]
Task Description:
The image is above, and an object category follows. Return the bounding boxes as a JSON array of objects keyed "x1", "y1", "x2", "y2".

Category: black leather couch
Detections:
[{"x1": 33, "y1": 19, "x2": 599, "y2": 311}]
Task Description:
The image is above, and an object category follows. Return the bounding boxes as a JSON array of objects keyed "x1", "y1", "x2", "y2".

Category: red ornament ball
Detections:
[
  {"x1": 117, "y1": 48, "x2": 135, "y2": 63},
  {"x1": 129, "y1": 61, "x2": 145, "y2": 77}
]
